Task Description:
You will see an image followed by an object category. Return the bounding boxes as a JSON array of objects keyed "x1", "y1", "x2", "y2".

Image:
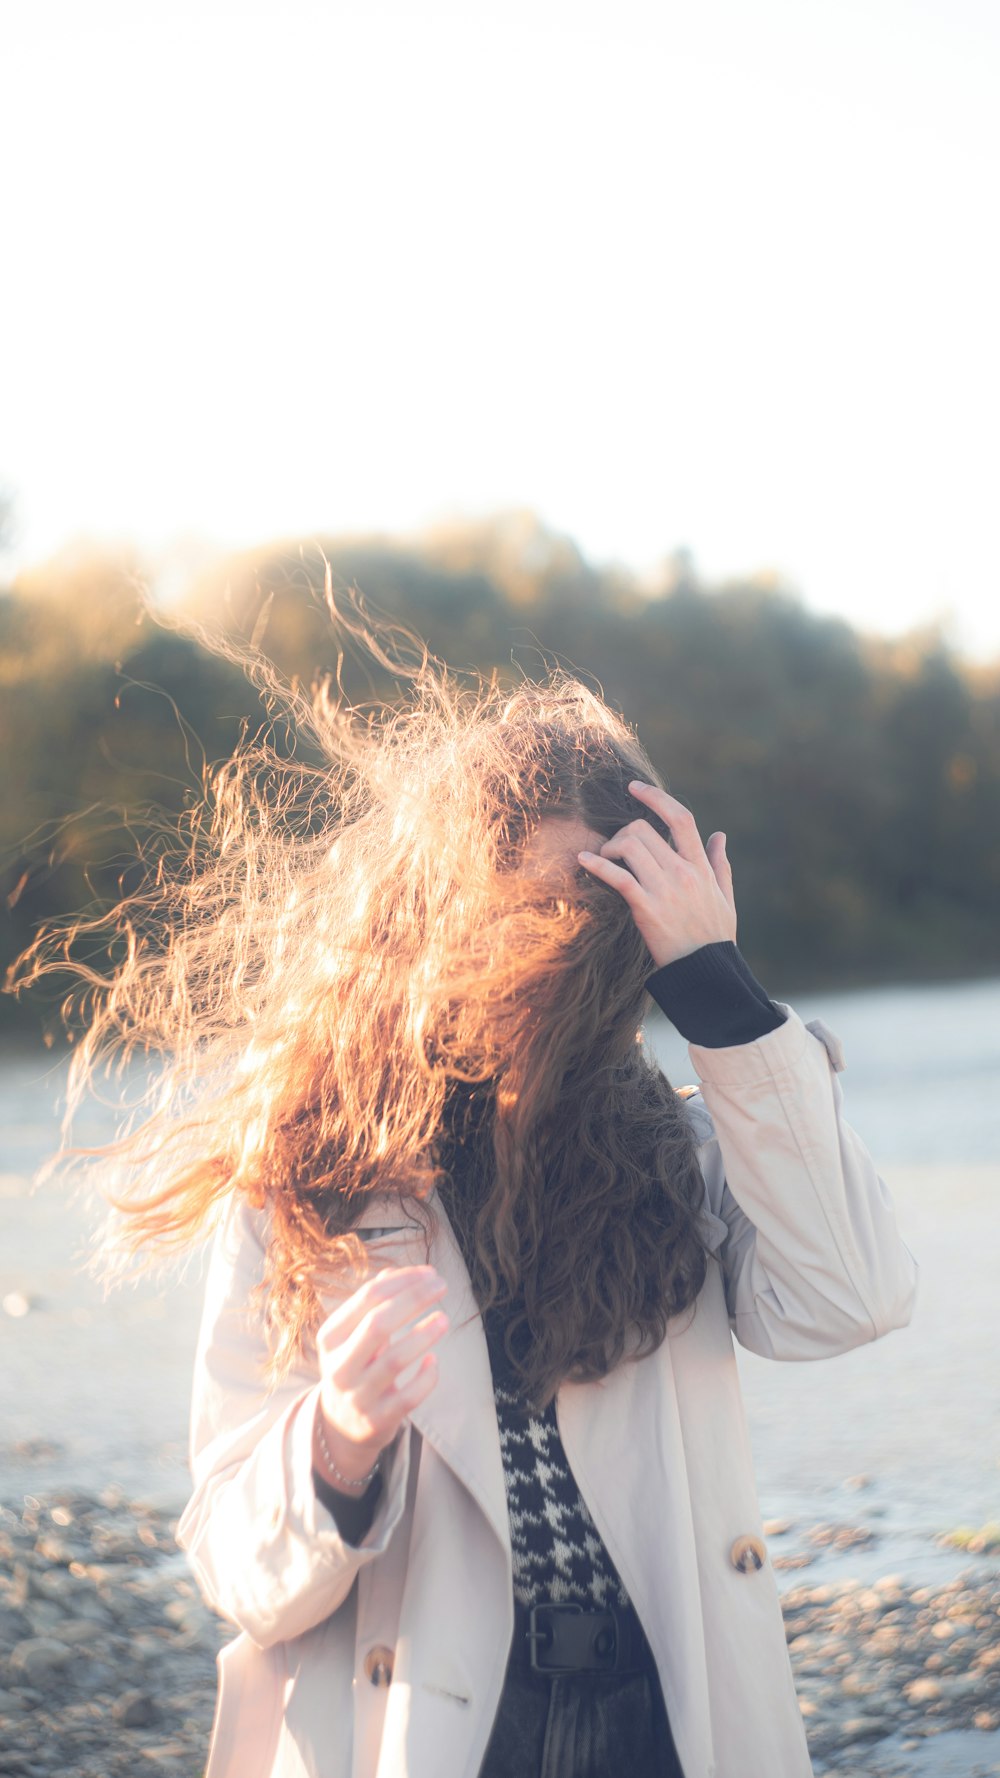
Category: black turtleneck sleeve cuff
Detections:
[
  {"x1": 312, "y1": 1466, "x2": 383, "y2": 1545},
  {"x1": 643, "y1": 941, "x2": 785, "y2": 1047}
]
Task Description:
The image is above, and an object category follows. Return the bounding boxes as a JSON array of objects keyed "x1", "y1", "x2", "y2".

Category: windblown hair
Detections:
[{"x1": 11, "y1": 576, "x2": 711, "y2": 1408}]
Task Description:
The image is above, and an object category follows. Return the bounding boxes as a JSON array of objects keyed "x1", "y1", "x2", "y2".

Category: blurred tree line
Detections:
[{"x1": 3, "y1": 510, "x2": 999, "y2": 1046}]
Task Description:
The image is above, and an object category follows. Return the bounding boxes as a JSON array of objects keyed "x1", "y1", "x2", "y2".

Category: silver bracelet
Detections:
[{"x1": 315, "y1": 1413, "x2": 381, "y2": 1494}]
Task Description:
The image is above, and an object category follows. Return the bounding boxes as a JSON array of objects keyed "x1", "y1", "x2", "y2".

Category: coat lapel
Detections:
[
  {"x1": 556, "y1": 1338, "x2": 714, "y2": 1778},
  {"x1": 344, "y1": 1191, "x2": 511, "y2": 1560}
]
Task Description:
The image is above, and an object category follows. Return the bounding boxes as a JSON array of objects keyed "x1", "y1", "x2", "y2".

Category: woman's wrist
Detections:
[
  {"x1": 644, "y1": 940, "x2": 784, "y2": 1047},
  {"x1": 313, "y1": 1405, "x2": 383, "y2": 1494}
]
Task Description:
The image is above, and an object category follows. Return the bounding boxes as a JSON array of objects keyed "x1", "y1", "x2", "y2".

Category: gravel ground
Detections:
[{"x1": 1, "y1": 1487, "x2": 998, "y2": 1777}]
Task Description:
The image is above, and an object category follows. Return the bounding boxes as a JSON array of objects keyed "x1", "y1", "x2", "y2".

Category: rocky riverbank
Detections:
[
  {"x1": 1, "y1": 1486, "x2": 998, "y2": 1776},
  {"x1": 781, "y1": 1569, "x2": 1000, "y2": 1773},
  {"x1": 0, "y1": 1486, "x2": 226, "y2": 1776}
]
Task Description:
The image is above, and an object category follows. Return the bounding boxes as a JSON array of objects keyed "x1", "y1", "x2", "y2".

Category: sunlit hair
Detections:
[{"x1": 10, "y1": 575, "x2": 710, "y2": 1408}]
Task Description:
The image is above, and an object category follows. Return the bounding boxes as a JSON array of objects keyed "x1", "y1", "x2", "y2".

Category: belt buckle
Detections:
[
  {"x1": 525, "y1": 1603, "x2": 620, "y2": 1675},
  {"x1": 526, "y1": 1603, "x2": 583, "y2": 1675}
]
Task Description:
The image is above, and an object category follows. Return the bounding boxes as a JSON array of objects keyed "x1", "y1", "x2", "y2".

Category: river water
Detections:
[{"x1": 2, "y1": 974, "x2": 999, "y2": 1591}]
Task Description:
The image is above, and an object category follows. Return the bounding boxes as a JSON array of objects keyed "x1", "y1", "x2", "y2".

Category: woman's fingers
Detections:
[
  {"x1": 705, "y1": 830, "x2": 735, "y2": 912},
  {"x1": 312, "y1": 1247, "x2": 454, "y2": 1467},
  {"x1": 319, "y1": 1351, "x2": 440, "y2": 1456},
  {"x1": 577, "y1": 782, "x2": 737, "y2": 967},
  {"x1": 369, "y1": 1351, "x2": 441, "y2": 1428},
  {"x1": 326, "y1": 1286, "x2": 447, "y2": 1388},
  {"x1": 381, "y1": 1349, "x2": 441, "y2": 1411},
  {"x1": 315, "y1": 1262, "x2": 452, "y2": 1456},
  {"x1": 597, "y1": 826, "x2": 673, "y2": 894},
  {"x1": 319, "y1": 1265, "x2": 445, "y2": 1354},
  {"x1": 576, "y1": 847, "x2": 649, "y2": 906},
  {"x1": 625, "y1": 782, "x2": 705, "y2": 864},
  {"x1": 357, "y1": 1304, "x2": 451, "y2": 1396}
]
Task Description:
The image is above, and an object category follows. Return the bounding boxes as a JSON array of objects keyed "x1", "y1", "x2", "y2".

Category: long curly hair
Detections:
[{"x1": 10, "y1": 575, "x2": 710, "y2": 1409}]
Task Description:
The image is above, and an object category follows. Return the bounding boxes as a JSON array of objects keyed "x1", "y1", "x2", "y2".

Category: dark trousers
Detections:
[{"x1": 477, "y1": 1650, "x2": 686, "y2": 1778}]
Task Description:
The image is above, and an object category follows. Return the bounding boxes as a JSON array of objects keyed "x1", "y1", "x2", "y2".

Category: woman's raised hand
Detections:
[
  {"x1": 313, "y1": 1264, "x2": 448, "y2": 1488},
  {"x1": 577, "y1": 782, "x2": 737, "y2": 970}
]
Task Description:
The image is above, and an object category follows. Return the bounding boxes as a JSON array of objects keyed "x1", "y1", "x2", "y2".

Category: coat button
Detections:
[
  {"x1": 364, "y1": 1645, "x2": 394, "y2": 1686},
  {"x1": 730, "y1": 1534, "x2": 767, "y2": 1573}
]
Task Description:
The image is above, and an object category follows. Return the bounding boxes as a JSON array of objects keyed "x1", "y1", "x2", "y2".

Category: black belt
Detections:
[{"x1": 510, "y1": 1600, "x2": 654, "y2": 1677}]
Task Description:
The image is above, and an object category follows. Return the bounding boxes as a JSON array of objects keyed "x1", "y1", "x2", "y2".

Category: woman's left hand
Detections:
[{"x1": 576, "y1": 782, "x2": 737, "y2": 969}]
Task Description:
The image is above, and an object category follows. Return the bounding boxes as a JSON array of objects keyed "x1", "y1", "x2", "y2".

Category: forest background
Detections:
[{"x1": 3, "y1": 503, "x2": 999, "y2": 1047}]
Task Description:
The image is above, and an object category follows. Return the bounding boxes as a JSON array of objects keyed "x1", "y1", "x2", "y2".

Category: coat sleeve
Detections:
[
  {"x1": 681, "y1": 1004, "x2": 919, "y2": 1359},
  {"x1": 174, "y1": 1192, "x2": 412, "y2": 1649}
]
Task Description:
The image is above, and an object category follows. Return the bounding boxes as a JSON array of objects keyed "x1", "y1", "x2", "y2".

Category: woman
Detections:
[{"x1": 17, "y1": 596, "x2": 917, "y2": 1778}]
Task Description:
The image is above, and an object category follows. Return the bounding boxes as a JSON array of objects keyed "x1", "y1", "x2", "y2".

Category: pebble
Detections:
[
  {"x1": 839, "y1": 1714, "x2": 886, "y2": 1739},
  {"x1": 2, "y1": 1488, "x2": 999, "y2": 1777},
  {"x1": 112, "y1": 1688, "x2": 160, "y2": 1727},
  {"x1": 904, "y1": 1676, "x2": 943, "y2": 1703},
  {"x1": 8, "y1": 1637, "x2": 75, "y2": 1683}
]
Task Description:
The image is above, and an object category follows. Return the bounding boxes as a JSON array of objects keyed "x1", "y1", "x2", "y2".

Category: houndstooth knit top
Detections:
[{"x1": 439, "y1": 1083, "x2": 632, "y2": 1610}]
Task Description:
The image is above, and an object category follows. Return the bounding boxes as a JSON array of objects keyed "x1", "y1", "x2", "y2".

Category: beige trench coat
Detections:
[{"x1": 176, "y1": 1006, "x2": 918, "y2": 1778}]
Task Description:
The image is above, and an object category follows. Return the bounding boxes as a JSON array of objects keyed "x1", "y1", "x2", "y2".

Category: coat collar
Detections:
[
  {"x1": 348, "y1": 1191, "x2": 511, "y2": 1560},
  {"x1": 556, "y1": 1354, "x2": 713, "y2": 1777}
]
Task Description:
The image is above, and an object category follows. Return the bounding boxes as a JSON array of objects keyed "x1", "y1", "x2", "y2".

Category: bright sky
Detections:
[{"x1": 3, "y1": 0, "x2": 999, "y2": 659}]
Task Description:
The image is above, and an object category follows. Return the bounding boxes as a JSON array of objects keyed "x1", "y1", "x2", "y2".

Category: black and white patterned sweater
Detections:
[
  {"x1": 480, "y1": 1299, "x2": 632, "y2": 1608},
  {"x1": 314, "y1": 941, "x2": 783, "y2": 1590}
]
